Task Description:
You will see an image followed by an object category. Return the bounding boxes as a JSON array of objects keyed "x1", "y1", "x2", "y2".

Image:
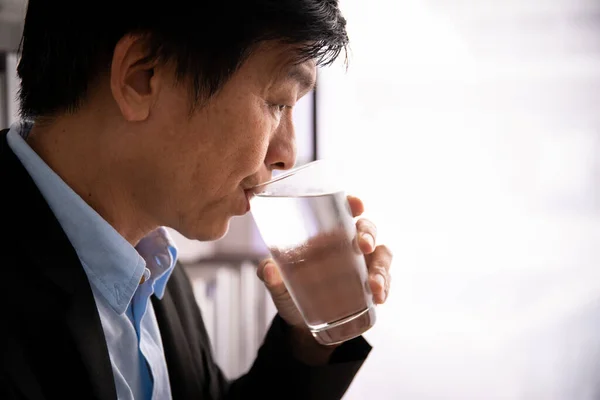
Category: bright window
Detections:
[{"x1": 318, "y1": 1, "x2": 600, "y2": 398}]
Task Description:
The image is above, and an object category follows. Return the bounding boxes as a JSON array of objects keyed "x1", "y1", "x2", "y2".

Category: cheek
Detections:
[
  {"x1": 183, "y1": 94, "x2": 276, "y2": 192},
  {"x1": 227, "y1": 101, "x2": 274, "y2": 171},
  {"x1": 243, "y1": 127, "x2": 271, "y2": 169}
]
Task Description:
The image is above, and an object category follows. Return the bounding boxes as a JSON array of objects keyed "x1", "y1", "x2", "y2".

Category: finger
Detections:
[
  {"x1": 355, "y1": 218, "x2": 377, "y2": 254},
  {"x1": 256, "y1": 258, "x2": 287, "y2": 297},
  {"x1": 369, "y1": 272, "x2": 392, "y2": 304},
  {"x1": 346, "y1": 195, "x2": 365, "y2": 218},
  {"x1": 365, "y1": 245, "x2": 393, "y2": 304}
]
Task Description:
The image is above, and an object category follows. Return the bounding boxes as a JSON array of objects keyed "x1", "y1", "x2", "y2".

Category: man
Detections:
[{"x1": 0, "y1": 0, "x2": 393, "y2": 399}]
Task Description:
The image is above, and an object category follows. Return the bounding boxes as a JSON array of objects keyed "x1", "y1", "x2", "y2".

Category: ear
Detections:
[{"x1": 110, "y1": 34, "x2": 159, "y2": 122}]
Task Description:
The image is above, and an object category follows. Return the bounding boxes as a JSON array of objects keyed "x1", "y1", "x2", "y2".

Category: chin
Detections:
[
  {"x1": 209, "y1": 220, "x2": 232, "y2": 241},
  {"x1": 187, "y1": 217, "x2": 232, "y2": 242}
]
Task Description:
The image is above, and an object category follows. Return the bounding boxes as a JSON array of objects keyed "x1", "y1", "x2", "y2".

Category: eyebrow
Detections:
[{"x1": 286, "y1": 65, "x2": 317, "y2": 93}]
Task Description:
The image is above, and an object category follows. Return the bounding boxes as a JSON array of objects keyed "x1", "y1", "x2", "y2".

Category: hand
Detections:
[{"x1": 256, "y1": 195, "x2": 393, "y2": 364}]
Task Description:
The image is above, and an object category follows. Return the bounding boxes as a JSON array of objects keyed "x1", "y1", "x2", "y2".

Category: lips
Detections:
[{"x1": 240, "y1": 175, "x2": 266, "y2": 213}]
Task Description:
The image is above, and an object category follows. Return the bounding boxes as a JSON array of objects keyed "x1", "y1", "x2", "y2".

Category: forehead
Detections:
[{"x1": 242, "y1": 42, "x2": 317, "y2": 88}]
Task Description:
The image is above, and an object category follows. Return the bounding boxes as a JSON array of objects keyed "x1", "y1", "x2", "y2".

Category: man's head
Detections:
[{"x1": 17, "y1": 0, "x2": 348, "y2": 242}]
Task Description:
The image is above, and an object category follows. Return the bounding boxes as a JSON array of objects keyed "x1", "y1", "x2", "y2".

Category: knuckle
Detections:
[
  {"x1": 378, "y1": 244, "x2": 393, "y2": 259},
  {"x1": 371, "y1": 263, "x2": 387, "y2": 276},
  {"x1": 357, "y1": 218, "x2": 377, "y2": 235}
]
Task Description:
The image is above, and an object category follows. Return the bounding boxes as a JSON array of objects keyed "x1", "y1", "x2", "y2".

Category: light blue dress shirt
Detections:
[{"x1": 7, "y1": 122, "x2": 177, "y2": 400}]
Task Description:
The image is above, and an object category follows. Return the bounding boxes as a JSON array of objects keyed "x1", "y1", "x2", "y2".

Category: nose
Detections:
[{"x1": 264, "y1": 113, "x2": 297, "y2": 172}]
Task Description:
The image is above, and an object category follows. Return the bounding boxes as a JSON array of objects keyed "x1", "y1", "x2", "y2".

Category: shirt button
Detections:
[{"x1": 140, "y1": 268, "x2": 151, "y2": 284}]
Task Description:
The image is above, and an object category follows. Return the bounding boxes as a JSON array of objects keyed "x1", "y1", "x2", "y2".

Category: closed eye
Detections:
[{"x1": 268, "y1": 103, "x2": 290, "y2": 115}]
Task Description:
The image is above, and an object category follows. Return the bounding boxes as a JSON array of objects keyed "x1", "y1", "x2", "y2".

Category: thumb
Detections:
[{"x1": 257, "y1": 259, "x2": 287, "y2": 297}]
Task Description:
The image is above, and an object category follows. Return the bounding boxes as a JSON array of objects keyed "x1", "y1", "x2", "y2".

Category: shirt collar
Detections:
[
  {"x1": 7, "y1": 121, "x2": 178, "y2": 313},
  {"x1": 134, "y1": 226, "x2": 178, "y2": 299}
]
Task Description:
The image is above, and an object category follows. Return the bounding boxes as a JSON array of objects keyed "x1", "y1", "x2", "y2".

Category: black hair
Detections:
[{"x1": 16, "y1": 0, "x2": 348, "y2": 119}]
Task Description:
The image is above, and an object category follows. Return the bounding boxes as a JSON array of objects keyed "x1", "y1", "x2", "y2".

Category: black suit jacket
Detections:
[{"x1": 0, "y1": 129, "x2": 371, "y2": 399}]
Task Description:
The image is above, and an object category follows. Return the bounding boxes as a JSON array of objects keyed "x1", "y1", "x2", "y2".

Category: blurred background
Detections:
[{"x1": 2, "y1": 0, "x2": 600, "y2": 398}]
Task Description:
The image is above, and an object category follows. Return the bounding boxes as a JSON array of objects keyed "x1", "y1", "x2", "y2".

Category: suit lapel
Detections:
[
  {"x1": 1, "y1": 129, "x2": 117, "y2": 400},
  {"x1": 152, "y1": 290, "x2": 205, "y2": 399},
  {"x1": 65, "y1": 285, "x2": 117, "y2": 400},
  {"x1": 2, "y1": 331, "x2": 45, "y2": 400}
]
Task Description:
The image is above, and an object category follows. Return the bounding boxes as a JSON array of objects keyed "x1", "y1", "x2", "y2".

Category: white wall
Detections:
[
  {"x1": 5, "y1": 52, "x2": 18, "y2": 125},
  {"x1": 318, "y1": 1, "x2": 600, "y2": 398},
  {"x1": 1, "y1": 52, "x2": 19, "y2": 128}
]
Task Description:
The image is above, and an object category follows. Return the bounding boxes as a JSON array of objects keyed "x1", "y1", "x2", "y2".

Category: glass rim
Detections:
[{"x1": 249, "y1": 159, "x2": 326, "y2": 192}]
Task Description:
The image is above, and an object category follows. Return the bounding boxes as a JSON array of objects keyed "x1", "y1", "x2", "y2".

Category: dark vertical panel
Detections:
[
  {"x1": 311, "y1": 84, "x2": 318, "y2": 161},
  {"x1": 0, "y1": 52, "x2": 7, "y2": 128}
]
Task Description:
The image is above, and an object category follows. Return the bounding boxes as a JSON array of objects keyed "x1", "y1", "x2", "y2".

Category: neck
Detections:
[{"x1": 25, "y1": 114, "x2": 157, "y2": 246}]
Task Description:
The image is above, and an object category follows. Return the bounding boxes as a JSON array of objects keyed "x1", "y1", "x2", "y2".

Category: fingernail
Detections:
[
  {"x1": 362, "y1": 233, "x2": 374, "y2": 249},
  {"x1": 376, "y1": 274, "x2": 387, "y2": 302},
  {"x1": 264, "y1": 263, "x2": 276, "y2": 283},
  {"x1": 375, "y1": 273, "x2": 385, "y2": 289}
]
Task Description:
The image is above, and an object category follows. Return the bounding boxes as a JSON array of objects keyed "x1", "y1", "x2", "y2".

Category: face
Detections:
[{"x1": 117, "y1": 42, "x2": 316, "y2": 241}]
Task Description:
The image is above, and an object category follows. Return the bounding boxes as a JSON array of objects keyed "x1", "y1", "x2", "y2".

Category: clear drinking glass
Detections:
[{"x1": 249, "y1": 160, "x2": 376, "y2": 345}]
